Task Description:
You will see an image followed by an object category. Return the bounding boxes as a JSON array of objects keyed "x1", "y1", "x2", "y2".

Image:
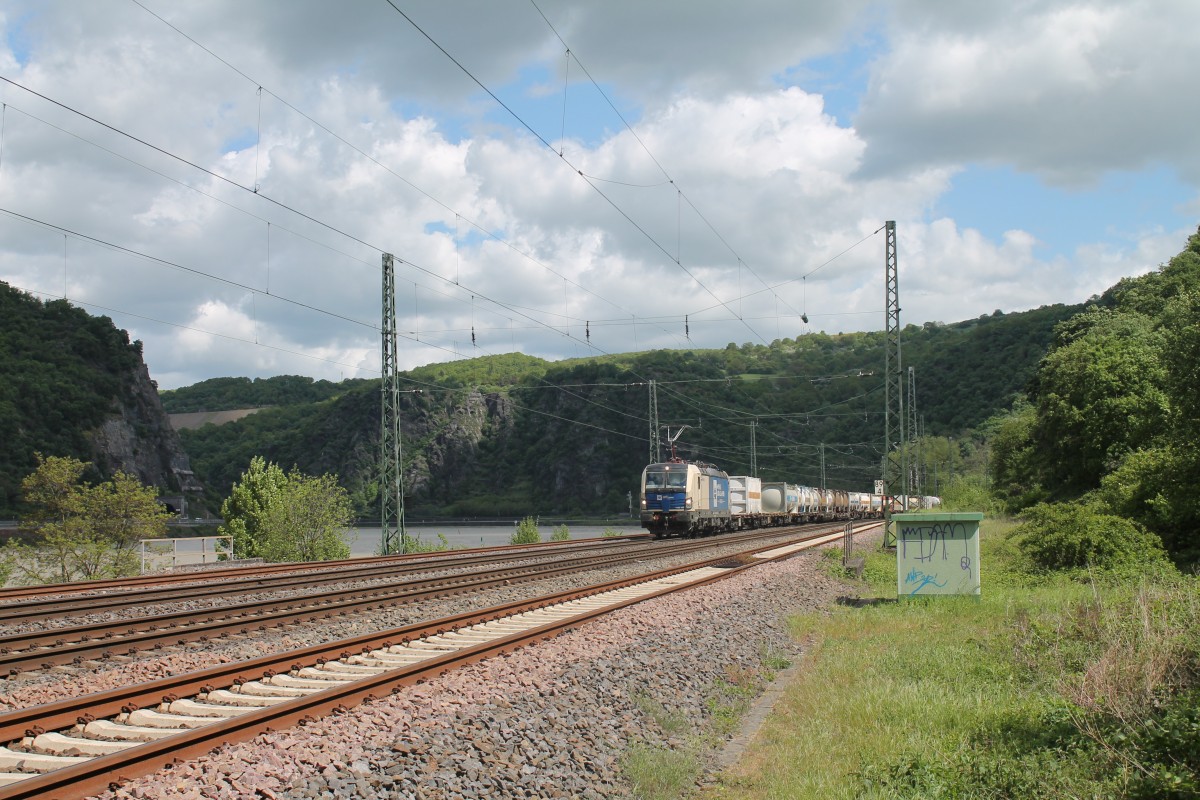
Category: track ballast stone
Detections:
[{"x1": 100, "y1": 539, "x2": 864, "y2": 800}]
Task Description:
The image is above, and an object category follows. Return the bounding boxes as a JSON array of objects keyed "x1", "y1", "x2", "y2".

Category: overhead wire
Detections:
[
  {"x1": 527, "y1": 1, "x2": 802, "y2": 320},
  {"x1": 0, "y1": 74, "x2": 616, "y2": 368},
  {"x1": 130, "y1": 0, "x2": 688, "y2": 353},
  {"x1": 378, "y1": 0, "x2": 768, "y2": 347},
  {"x1": 7, "y1": 10, "x2": 887, "y2": 463},
  {"x1": 3, "y1": 99, "x2": 646, "y2": 436},
  {"x1": 688, "y1": 225, "x2": 886, "y2": 318}
]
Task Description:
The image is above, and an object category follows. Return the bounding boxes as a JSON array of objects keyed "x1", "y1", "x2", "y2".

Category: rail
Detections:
[{"x1": 0, "y1": 522, "x2": 875, "y2": 799}]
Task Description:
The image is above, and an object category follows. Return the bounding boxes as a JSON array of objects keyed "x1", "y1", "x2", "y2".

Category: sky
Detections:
[{"x1": 0, "y1": 0, "x2": 1197, "y2": 390}]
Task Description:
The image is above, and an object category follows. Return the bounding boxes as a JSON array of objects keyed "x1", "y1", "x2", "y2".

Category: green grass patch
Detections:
[
  {"x1": 634, "y1": 693, "x2": 692, "y2": 737},
  {"x1": 703, "y1": 519, "x2": 1199, "y2": 799},
  {"x1": 623, "y1": 742, "x2": 703, "y2": 800}
]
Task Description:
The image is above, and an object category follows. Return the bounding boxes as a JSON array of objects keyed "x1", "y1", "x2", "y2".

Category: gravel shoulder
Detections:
[
  {"x1": 0, "y1": 532, "x2": 816, "y2": 711},
  {"x1": 96, "y1": 534, "x2": 872, "y2": 800}
]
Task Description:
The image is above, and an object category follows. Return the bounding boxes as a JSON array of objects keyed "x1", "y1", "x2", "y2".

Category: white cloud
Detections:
[
  {"x1": 0, "y1": 0, "x2": 1194, "y2": 390},
  {"x1": 857, "y1": 0, "x2": 1200, "y2": 184}
]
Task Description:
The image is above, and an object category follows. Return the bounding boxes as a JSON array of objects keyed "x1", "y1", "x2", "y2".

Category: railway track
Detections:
[
  {"x1": 0, "y1": 536, "x2": 644, "y2": 613},
  {"x1": 0, "y1": 523, "x2": 871, "y2": 799},
  {"x1": 0, "y1": 529, "x2": 799, "y2": 676}
]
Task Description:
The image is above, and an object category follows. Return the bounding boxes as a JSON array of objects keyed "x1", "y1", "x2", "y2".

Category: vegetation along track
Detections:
[
  {"x1": 0, "y1": 527, "x2": 824, "y2": 675},
  {"x1": 0, "y1": 522, "x2": 871, "y2": 799}
]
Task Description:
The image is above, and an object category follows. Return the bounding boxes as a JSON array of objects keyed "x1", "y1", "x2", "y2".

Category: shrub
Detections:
[
  {"x1": 549, "y1": 524, "x2": 570, "y2": 542},
  {"x1": 1010, "y1": 501, "x2": 1170, "y2": 573},
  {"x1": 399, "y1": 533, "x2": 451, "y2": 554},
  {"x1": 510, "y1": 516, "x2": 540, "y2": 545}
]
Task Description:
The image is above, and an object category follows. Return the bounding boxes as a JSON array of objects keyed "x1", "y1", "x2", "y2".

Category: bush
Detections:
[
  {"x1": 399, "y1": 533, "x2": 450, "y2": 554},
  {"x1": 549, "y1": 524, "x2": 570, "y2": 541},
  {"x1": 1011, "y1": 502, "x2": 1171, "y2": 573},
  {"x1": 1011, "y1": 579, "x2": 1200, "y2": 798},
  {"x1": 1124, "y1": 689, "x2": 1200, "y2": 799},
  {"x1": 510, "y1": 516, "x2": 540, "y2": 545},
  {"x1": 939, "y1": 474, "x2": 1004, "y2": 515}
]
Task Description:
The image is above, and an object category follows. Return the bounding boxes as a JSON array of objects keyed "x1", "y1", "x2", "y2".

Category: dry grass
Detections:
[{"x1": 1042, "y1": 581, "x2": 1200, "y2": 723}]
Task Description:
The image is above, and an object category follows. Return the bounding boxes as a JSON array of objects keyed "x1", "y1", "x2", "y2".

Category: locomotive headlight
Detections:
[
  {"x1": 640, "y1": 498, "x2": 647, "y2": 509},
  {"x1": 685, "y1": 497, "x2": 693, "y2": 509}
]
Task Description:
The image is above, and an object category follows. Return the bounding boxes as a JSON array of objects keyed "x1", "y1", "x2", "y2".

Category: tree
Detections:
[
  {"x1": 10, "y1": 454, "x2": 169, "y2": 583},
  {"x1": 258, "y1": 470, "x2": 352, "y2": 562},
  {"x1": 220, "y1": 458, "x2": 352, "y2": 563},
  {"x1": 1030, "y1": 309, "x2": 1168, "y2": 494},
  {"x1": 219, "y1": 456, "x2": 288, "y2": 559},
  {"x1": 986, "y1": 402, "x2": 1045, "y2": 511},
  {"x1": 82, "y1": 470, "x2": 172, "y2": 576}
]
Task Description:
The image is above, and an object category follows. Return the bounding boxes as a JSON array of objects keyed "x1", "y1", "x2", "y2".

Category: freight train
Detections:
[{"x1": 639, "y1": 458, "x2": 940, "y2": 538}]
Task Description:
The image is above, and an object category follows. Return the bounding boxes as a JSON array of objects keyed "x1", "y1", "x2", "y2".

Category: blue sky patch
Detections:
[
  {"x1": 423, "y1": 220, "x2": 503, "y2": 247},
  {"x1": 390, "y1": 98, "x2": 473, "y2": 144},
  {"x1": 221, "y1": 128, "x2": 258, "y2": 154},
  {"x1": 480, "y1": 62, "x2": 640, "y2": 150},
  {"x1": 5, "y1": 11, "x2": 34, "y2": 67},
  {"x1": 936, "y1": 164, "x2": 1195, "y2": 258},
  {"x1": 778, "y1": 31, "x2": 882, "y2": 125}
]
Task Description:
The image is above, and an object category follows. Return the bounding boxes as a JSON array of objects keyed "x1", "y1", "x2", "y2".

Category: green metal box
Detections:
[{"x1": 893, "y1": 512, "x2": 983, "y2": 597}]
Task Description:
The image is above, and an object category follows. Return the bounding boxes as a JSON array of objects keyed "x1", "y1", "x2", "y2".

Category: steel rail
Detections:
[
  {"x1": 0, "y1": 527, "x2": 815, "y2": 675},
  {"x1": 0, "y1": 537, "x2": 643, "y2": 618},
  {"x1": 0, "y1": 524, "x2": 868, "y2": 800}
]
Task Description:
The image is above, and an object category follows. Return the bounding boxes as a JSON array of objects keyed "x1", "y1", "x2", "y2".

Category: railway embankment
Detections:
[
  {"x1": 139, "y1": 546, "x2": 850, "y2": 799},
  {"x1": 701, "y1": 519, "x2": 1200, "y2": 800},
  {"x1": 1, "y1": 533, "x2": 866, "y2": 799}
]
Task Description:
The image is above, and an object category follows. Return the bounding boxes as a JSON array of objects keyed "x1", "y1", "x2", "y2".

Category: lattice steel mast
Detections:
[
  {"x1": 883, "y1": 221, "x2": 906, "y2": 504},
  {"x1": 907, "y1": 365, "x2": 920, "y2": 497},
  {"x1": 380, "y1": 253, "x2": 407, "y2": 555},
  {"x1": 649, "y1": 379, "x2": 660, "y2": 463}
]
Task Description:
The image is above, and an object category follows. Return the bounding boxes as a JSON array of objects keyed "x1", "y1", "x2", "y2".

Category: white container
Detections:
[
  {"x1": 797, "y1": 486, "x2": 821, "y2": 513},
  {"x1": 728, "y1": 476, "x2": 763, "y2": 515},
  {"x1": 761, "y1": 481, "x2": 795, "y2": 513}
]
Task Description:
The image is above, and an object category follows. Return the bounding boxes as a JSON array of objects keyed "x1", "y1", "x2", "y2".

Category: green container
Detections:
[{"x1": 893, "y1": 512, "x2": 983, "y2": 597}]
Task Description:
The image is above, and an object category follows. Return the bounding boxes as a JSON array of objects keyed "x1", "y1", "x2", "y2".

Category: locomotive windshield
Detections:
[{"x1": 645, "y1": 468, "x2": 688, "y2": 491}]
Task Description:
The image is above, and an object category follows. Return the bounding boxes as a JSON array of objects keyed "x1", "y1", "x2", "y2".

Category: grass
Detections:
[
  {"x1": 634, "y1": 693, "x2": 692, "y2": 737},
  {"x1": 625, "y1": 694, "x2": 704, "y2": 799},
  {"x1": 624, "y1": 743, "x2": 703, "y2": 800},
  {"x1": 624, "y1": 657, "x2": 793, "y2": 799},
  {"x1": 699, "y1": 519, "x2": 1199, "y2": 799}
]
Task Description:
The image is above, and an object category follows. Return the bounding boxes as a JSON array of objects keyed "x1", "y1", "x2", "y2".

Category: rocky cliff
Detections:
[
  {"x1": 89, "y1": 362, "x2": 205, "y2": 500},
  {"x1": 0, "y1": 282, "x2": 205, "y2": 514}
]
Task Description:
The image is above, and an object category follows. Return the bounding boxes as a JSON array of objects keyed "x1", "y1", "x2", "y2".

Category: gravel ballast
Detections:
[
  {"x1": 0, "y1": 531, "x2": 823, "y2": 710},
  {"x1": 94, "y1": 536, "x2": 871, "y2": 800}
]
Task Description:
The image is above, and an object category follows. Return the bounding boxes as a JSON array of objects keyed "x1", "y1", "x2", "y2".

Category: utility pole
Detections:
[
  {"x1": 648, "y1": 380, "x2": 660, "y2": 463},
  {"x1": 380, "y1": 253, "x2": 407, "y2": 555},
  {"x1": 820, "y1": 442, "x2": 826, "y2": 490},
  {"x1": 883, "y1": 221, "x2": 905, "y2": 506},
  {"x1": 750, "y1": 419, "x2": 758, "y2": 476},
  {"x1": 908, "y1": 366, "x2": 920, "y2": 497}
]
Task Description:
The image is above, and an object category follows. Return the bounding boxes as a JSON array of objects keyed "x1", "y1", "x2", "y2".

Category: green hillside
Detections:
[
  {"x1": 159, "y1": 375, "x2": 370, "y2": 413},
  {"x1": 176, "y1": 300, "x2": 1081, "y2": 518}
]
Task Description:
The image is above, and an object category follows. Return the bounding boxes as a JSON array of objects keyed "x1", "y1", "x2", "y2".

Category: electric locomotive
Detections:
[{"x1": 639, "y1": 460, "x2": 729, "y2": 537}]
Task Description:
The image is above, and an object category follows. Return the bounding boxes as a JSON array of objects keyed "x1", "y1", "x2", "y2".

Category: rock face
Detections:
[
  {"x1": 0, "y1": 282, "x2": 207, "y2": 515},
  {"x1": 406, "y1": 390, "x2": 516, "y2": 498},
  {"x1": 88, "y1": 362, "x2": 205, "y2": 504}
]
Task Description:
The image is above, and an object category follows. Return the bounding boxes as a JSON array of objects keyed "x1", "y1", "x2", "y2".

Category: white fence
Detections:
[{"x1": 139, "y1": 535, "x2": 233, "y2": 574}]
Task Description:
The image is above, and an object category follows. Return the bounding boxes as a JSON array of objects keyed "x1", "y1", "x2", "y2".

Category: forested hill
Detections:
[
  {"x1": 176, "y1": 302, "x2": 1081, "y2": 517},
  {"x1": 159, "y1": 375, "x2": 371, "y2": 413},
  {"x1": 0, "y1": 283, "x2": 202, "y2": 515}
]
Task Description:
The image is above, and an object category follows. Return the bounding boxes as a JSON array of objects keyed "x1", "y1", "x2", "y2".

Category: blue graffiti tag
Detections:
[{"x1": 904, "y1": 568, "x2": 948, "y2": 595}]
